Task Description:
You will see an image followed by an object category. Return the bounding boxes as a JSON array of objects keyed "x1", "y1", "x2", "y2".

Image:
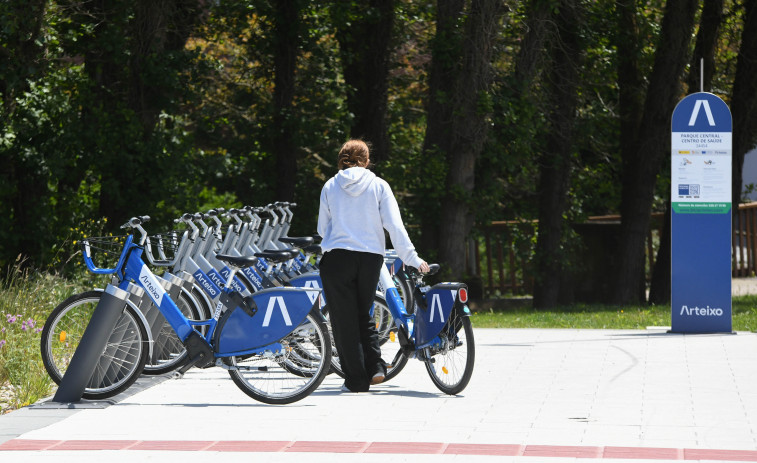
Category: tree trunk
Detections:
[
  {"x1": 332, "y1": 0, "x2": 395, "y2": 165},
  {"x1": 731, "y1": 0, "x2": 757, "y2": 209},
  {"x1": 437, "y1": 0, "x2": 505, "y2": 279},
  {"x1": 532, "y1": 0, "x2": 584, "y2": 309},
  {"x1": 614, "y1": 0, "x2": 699, "y2": 304},
  {"x1": 513, "y1": 0, "x2": 552, "y2": 90},
  {"x1": 418, "y1": 0, "x2": 465, "y2": 256},
  {"x1": 271, "y1": 0, "x2": 301, "y2": 202},
  {"x1": 649, "y1": 0, "x2": 724, "y2": 304}
]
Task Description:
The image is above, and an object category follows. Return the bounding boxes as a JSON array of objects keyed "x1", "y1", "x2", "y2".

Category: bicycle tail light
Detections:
[{"x1": 458, "y1": 288, "x2": 468, "y2": 303}]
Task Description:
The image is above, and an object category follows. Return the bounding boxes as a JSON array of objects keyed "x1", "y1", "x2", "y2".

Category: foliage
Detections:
[{"x1": 0, "y1": 0, "x2": 754, "y2": 306}]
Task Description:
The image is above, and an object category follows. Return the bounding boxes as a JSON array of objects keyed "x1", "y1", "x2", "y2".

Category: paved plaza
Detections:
[{"x1": 1, "y1": 327, "x2": 756, "y2": 462}]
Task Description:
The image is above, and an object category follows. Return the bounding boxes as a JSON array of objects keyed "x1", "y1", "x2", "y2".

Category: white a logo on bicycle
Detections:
[
  {"x1": 429, "y1": 293, "x2": 444, "y2": 323},
  {"x1": 262, "y1": 296, "x2": 293, "y2": 327},
  {"x1": 139, "y1": 266, "x2": 166, "y2": 306}
]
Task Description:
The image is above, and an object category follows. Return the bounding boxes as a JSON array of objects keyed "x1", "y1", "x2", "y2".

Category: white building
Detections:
[{"x1": 742, "y1": 148, "x2": 757, "y2": 202}]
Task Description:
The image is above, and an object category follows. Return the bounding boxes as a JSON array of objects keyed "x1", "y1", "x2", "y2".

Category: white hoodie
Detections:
[{"x1": 317, "y1": 167, "x2": 423, "y2": 268}]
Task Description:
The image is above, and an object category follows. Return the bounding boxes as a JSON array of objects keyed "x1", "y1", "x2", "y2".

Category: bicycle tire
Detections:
[
  {"x1": 141, "y1": 288, "x2": 201, "y2": 375},
  {"x1": 424, "y1": 312, "x2": 475, "y2": 395},
  {"x1": 279, "y1": 315, "x2": 328, "y2": 378},
  {"x1": 188, "y1": 283, "x2": 213, "y2": 320},
  {"x1": 40, "y1": 290, "x2": 149, "y2": 400},
  {"x1": 227, "y1": 307, "x2": 331, "y2": 404}
]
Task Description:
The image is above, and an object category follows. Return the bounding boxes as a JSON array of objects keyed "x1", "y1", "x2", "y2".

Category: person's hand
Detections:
[{"x1": 418, "y1": 261, "x2": 430, "y2": 273}]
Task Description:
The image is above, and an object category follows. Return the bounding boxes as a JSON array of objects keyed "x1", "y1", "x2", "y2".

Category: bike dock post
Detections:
[{"x1": 51, "y1": 284, "x2": 131, "y2": 403}]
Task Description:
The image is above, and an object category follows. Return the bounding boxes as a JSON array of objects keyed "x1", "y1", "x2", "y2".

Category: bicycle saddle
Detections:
[
  {"x1": 278, "y1": 236, "x2": 314, "y2": 248},
  {"x1": 255, "y1": 250, "x2": 297, "y2": 263},
  {"x1": 215, "y1": 254, "x2": 258, "y2": 269},
  {"x1": 303, "y1": 244, "x2": 322, "y2": 255}
]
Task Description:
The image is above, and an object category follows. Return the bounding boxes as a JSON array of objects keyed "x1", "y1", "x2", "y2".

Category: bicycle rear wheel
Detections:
[
  {"x1": 327, "y1": 296, "x2": 409, "y2": 381},
  {"x1": 424, "y1": 312, "x2": 475, "y2": 395},
  {"x1": 40, "y1": 291, "x2": 149, "y2": 399},
  {"x1": 227, "y1": 308, "x2": 331, "y2": 404}
]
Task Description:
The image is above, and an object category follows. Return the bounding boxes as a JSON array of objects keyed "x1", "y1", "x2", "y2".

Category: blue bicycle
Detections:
[
  {"x1": 329, "y1": 260, "x2": 475, "y2": 394},
  {"x1": 41, "y1": 216, "x2": 332, "y2": 404}
]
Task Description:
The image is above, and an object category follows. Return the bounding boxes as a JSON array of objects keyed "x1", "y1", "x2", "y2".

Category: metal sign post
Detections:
[
  {"x1": 670, "y1": 92, "x2": 732, "y2": 333},
  {"x1": 52, "y1": 285, "x2": 131, "y2": 403}
]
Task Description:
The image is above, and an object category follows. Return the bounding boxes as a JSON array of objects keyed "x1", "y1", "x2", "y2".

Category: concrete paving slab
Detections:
[{"x1": 0, "y1": 328, "x2": 756, "y2": 462}]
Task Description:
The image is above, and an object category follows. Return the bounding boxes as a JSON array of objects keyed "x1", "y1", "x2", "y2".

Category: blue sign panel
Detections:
[{"x1": 670, "y1": 92, "x2": 732, "y2": 333}]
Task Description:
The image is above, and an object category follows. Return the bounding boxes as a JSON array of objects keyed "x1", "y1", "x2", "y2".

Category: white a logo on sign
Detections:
[
  {"x1": 688, "y1": 100, "x2": 716, "y2": 126},
  {"x1": 262, "y1": 296, "x2": 293, "y2": 327}
]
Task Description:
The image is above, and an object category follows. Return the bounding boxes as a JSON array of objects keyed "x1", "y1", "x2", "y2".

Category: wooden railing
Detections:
[
  {"x1": 733, "y1": 202, "x2": 757, "y2": 277},
  {"x1": 468, "y1": 220, "x2": 537, "y2": 297},
  {"x1": 469, "y1": 205, "x2": 757, "y2": 298}
]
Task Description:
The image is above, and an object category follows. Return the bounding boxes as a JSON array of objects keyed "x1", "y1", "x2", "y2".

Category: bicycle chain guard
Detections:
[{"x1": 182, "y1": 331, "x2": 215, "y2": 370}]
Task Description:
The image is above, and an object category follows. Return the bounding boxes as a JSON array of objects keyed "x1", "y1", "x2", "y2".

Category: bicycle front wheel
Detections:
[
  {"x1": 40, "y1": 291, "x2": 149, "y2": 399},
  {"x1": 424, "y1": 313, "x2": 475, "y2": 395},
  {"x1": 141, "y1": 288, "x2": 201, "y2": 375},
  {"x1": 227, "y1": 308, "x2": 331, "y2": 404}
]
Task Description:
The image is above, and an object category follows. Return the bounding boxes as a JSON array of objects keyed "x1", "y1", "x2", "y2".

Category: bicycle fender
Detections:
[
  {"x1": 214, "y1": 287, "x2": 316, "y2": 354},
  {"x1": 288, "y1": 271, "x2": 326, "y2": 308},
  {"x1": 414, "y1": 282, "x2": 467, "y2": 348}
]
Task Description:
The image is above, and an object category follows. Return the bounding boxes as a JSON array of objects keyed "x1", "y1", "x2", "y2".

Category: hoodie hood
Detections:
[{"x1": 335, "y1": 167, "x2": 376, "y2": 196}]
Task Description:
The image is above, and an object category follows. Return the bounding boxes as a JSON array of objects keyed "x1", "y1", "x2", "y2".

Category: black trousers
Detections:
[{"x1": 319, "y1": 249, "x2": 385, "y2": 392}]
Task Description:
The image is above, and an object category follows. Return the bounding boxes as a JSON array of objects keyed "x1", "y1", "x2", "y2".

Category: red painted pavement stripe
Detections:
[
  {"x1": 1, "y1": 439, "x2": 756, "y2": 461},
  {"x1": 130, "y1": 440, "x2": 216, "y2": 451},
  {"x1": 684, "y1": 448, "x2": 757, "y2": 461},
  {"x1": 523, "y1": 444, "x2": 603, "y2": 458},
  {"x1": 207, "y1": 440, "x2": 291, "y2": 452},
  {"x1": 0, "y1": 440, "x2": 61, "y2": 451},
  {"x1": 287, "y1": 441, "x2": 369, "y2": 453},
  {"x1": 444, "y1": 443, "x2": 523, "y2": 456},
  {"x1": 603, "y1": 446, "x2": 683, "y2": 460},
  {"x1": 49, "y1": 439, "x2": 139, "y2": 450},
  {"x1": 364, "y1": 441, "x2": 446, "y2": 454}
]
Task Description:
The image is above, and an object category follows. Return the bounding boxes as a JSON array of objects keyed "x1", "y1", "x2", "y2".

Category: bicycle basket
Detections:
[
  {"x1": 147, "y1": 230, "x2": 182, "y2": 262},
  {"x1": 80, "y1": 235, "x2": 129, "y2": 274}
]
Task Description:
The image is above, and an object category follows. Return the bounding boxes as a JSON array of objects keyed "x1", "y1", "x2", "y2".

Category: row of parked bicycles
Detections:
[{"x1": 40, "y1": 203, "x2": 475, "y2": 404}]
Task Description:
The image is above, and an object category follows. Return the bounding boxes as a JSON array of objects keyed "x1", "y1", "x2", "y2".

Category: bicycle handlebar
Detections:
[{"x1": 81, "y1": 234, "x2": 137, "y2": 275}]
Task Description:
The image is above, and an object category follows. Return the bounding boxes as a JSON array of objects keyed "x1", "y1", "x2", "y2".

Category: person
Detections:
[{"x1": 317, "y1": 139, "x2": 429, "y2": 393}]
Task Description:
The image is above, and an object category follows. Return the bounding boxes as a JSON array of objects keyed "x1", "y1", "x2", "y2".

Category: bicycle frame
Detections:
[{"x1": 377, "y1": 264, "x2": 469, "y2": 351}]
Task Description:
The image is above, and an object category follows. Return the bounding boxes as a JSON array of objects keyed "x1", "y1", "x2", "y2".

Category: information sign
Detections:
[{"x1": 670, "y1": 92, "x2": 732, "y2": 333}]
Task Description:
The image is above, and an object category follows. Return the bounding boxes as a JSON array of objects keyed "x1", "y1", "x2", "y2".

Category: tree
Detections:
[
  {"x1": 649, "y1": 0, "x2": 725, "y2": 304},
  {"x1": 532, "y1": 0, "x2": 586, "y2": 308},
  {"x1": 0, "y1": 0, "x2": 51, "y2": 264},
  {"x1": 271, "y1": 0, "x2": 304, "y2": 202},
  {"x1": 731, "y1": 0, "x2": 757, "y2": 210},
  {"x1": 331, "y1": 0, "x2": 396, "y2": 165},
  {"x1": 614, "y1": 0, "x2": 699, "y2": 304},
  {"x1": 419, "y1": 0, "x2": 506, "y2": 279}
]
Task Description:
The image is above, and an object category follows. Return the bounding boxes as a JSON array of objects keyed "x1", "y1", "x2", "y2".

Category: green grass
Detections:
[{"x1": 470, "y1": 296, "x2": 757, "y2": 332}]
